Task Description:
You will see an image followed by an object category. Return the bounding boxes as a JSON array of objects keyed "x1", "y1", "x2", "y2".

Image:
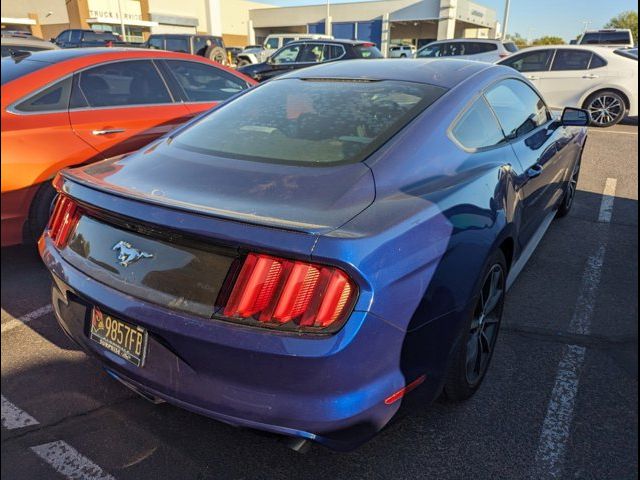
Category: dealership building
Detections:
[
  {"x1": 2, "y1": 0, "x2": 498, "y2": 51},
  {"x1": 248, "y1": 0, "x2": 499, "y2": 51},
  {"x1": 0, "y1": 0, "x2": 272, "y2": 45}
]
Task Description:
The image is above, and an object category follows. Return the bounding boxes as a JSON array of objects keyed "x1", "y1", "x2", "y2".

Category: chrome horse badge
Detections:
[{"x1": 112, "y1": 241, "x2": 153, "y2": 267}]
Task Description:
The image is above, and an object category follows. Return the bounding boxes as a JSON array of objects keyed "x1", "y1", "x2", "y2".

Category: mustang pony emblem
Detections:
[{"x1": 112, "y1": 241, "x2": 153, "y2": 267}]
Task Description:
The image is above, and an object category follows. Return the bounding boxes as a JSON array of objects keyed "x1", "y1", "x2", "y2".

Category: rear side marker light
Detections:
[
  {"x1": 384, "y1": 375, "x2": 427, "y2": 405},
  {"x1": 221, "y1": 253, "x2": 356, "y2": 331},
  {"x1": 47, "y1": 195, "x2": 80, "y2": 248}
]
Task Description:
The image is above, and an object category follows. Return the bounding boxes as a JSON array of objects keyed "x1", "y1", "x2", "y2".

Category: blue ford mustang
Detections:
[{"x1": 40, "y1": 59, "x2": 588, "y2": 450}]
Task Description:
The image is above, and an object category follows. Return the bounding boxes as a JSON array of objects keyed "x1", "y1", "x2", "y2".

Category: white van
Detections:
[{"x1": 236, "y1": 33, "x2": 334, "y2": 66}]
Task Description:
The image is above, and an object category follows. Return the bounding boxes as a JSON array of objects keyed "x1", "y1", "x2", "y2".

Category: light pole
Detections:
[
  {"x1": 117, "y1": 0, "x2": 126, "y2": 41},
  {"x1": 501, "y1": 0, "x2": 511, "y2": 40}
]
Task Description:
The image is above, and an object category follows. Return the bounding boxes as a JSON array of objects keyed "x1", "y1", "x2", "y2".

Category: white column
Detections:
[
  {"x1": 381, "y1": 12, "x2": 390, "y2": 57},
  {"x1": 437, "y1": 0, "x2": 457, "y2": 40},
  {"x1": 325, "y1": 15, "x2": 332, "y2": 36},
  {"x1": 247, "y1": 19, "x2": 255, "y2": 44},
  {"x1": 208, "y1": 0, "x2": 222, "y2": 36}
]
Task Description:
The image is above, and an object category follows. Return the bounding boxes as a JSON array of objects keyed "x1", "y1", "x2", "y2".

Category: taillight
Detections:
[
  {"x1": 47, "y1": 195, "x2": 80, "y2": 248},
  {"x1": 221, "y1": 253, "x2": 357, "y2": 332},
  {"x1": 499, "y1": 53, "x2": 509, "y2": 58}
]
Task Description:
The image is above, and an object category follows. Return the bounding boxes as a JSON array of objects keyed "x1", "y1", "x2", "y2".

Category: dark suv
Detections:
[
  {"x1": 146, "y1": 34, "x2": 228, "y2": 65},
  {"x1": 53, "y1": 29, "x2": 135, "y2": 48},
  {"x1": 237, "y1": 39, "x2": 382, "y2": 82}
]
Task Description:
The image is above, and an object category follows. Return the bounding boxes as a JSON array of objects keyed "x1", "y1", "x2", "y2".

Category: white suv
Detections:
[
  {"x1": 388, "y1": 44, "x2": 415, "y2": 58},
  {"x1": 415, "y1": 39, "x2": 517, "y2": 63},
  {"x1": 236, "y1": 34, "x2": 333, "y2": 66}
]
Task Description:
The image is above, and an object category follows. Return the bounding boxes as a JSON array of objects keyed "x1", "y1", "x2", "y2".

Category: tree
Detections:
[
  {"x1": 531, "y1": 36, "x2": 565, "y2": 46},
  {"x1": 505, "y1": 32, "x2": 528, "y2": 48},
  {"x1": 605, "y1": 11, "x2": 638, "y2": 44}
]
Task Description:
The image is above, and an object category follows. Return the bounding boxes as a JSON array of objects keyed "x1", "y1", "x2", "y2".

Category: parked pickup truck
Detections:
[
  {"x1": 52, "y1": 29, "x2": 141, "y2": 48},
  {"x1": 146, "y1": 34, "x2": 228, "y2": 65}
]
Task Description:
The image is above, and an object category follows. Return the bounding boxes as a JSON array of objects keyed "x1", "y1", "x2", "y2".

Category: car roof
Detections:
[
  {"x1": 1, "y1": 37, "x2": 57, "y2": 48},
  {"x1": 426, "y1": 38, "x2": 502, "y2": 45},
  {"x1": 512, "y1": 44, "x2": 625, "y2": 55},
  {"x1": 0, "y1": 47, "x2": 202, "y2": 64},
  {"x1": 282, "y1": 58, "x2": 494, "y2": 88},
  {"x1": 285, "y1": 38, "x2": 373, "y2": 46}
]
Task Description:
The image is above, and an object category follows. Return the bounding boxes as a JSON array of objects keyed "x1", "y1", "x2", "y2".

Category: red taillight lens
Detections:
[
  {"x1": 499, "y1": 53, "x2": 509, "y2": 58},
  {"x1": 222, "y1": 253, "x2": 356, "y2": 332},
  {"x1": 47, "y1": 195, "x2": 80, "y2": 248}
]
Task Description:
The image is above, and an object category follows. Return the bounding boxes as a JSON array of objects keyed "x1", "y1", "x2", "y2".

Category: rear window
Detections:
[
  {"x1": 82, "y1": 31, "x2": 117, "y2": 42},
  {"x1": 173, "y1": 78, "x2": 446, "y2": 165},
  {"x1": 1, "y1": 57, "x2": 51, "y2": 85},
  {"x1": 581, "y1": 31, "x2": 632, "y2": 45},
  {"x1": 354, "y1": 45, "x2": 383, "y2": 58},
  {"x1": 503, "y1": 42, "x2": 518, "y2": 53}
]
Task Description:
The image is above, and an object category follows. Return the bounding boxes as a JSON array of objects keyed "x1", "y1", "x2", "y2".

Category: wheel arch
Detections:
[{"x1": 581, "y1": 86, "x2": 631, "y2": 112}]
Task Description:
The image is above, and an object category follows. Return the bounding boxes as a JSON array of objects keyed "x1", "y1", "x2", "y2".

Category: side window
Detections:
[
  {"x1": 500, "y1": 49, "x2": 553, "y2": 72},
  {"x1": 165, "y1": 37, "x2": 189, "y2": 53},
  {"x1": 551, "y1": 49, "x2": 592, "y2": 70},
  {"x1": 283, "y1": 37, "x2": 295, "y2": 45},
  {"x1": 56, "y1": 30, "x2": 70, "y2": 43},
  {"x1": 468, "y1": 42, "x2": 497, "y2": 54},
  {"x1": 271, "y1": 44, "x2": 301, "y2": 64},
  {"x1": 69, "y1": 30, "x2": 82, "y2": 43},
  {"x1": 451, "y1": 97, "x2": 505, "y2": 149},
  {"x1": 74, "y1": 60, "x2": 172, "y2": 108},
  {"x1": 323, "y1": 44, "x2": 345, "y2": 60},
  {"x1": 148, "y1": 37, "x2": 164, "y2": 50},
  {"x1": 193, "y1": 36, "x2": 210, "y2": 56},
  {"x1": 163, "y1": 60, "x2": 248, "y2": 102},
  {"x1": 485, "y1": 79, "x2": 550, "y2": 139},
  {"x1": 589, "y1": 53, "x2": 607, "y2": 69},
  {"x1": 14, "y1": 77, "x2": 72, "y2": 112},
  {"x1": 417, "y1": 43, "x2": 442, "y2": 58},
  {"x1": 264, "y1": 37, "x2": 279, "y2": 49},
  {"x1": 298, "y1": 43, "x2": 324, "y2": 63}
]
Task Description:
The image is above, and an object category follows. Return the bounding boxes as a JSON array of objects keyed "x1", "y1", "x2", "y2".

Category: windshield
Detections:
[
  {"x1": 173, "y1": 78, "x2": 446, "y2": 165},
  {"x1": 1, "y1": 57, "x2": 51, "y2": 85}
]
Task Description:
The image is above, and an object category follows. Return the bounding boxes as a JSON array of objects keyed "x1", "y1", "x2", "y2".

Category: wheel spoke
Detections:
[{"x1": 483, "y1": 269, "x2": 503, "y2": 315}]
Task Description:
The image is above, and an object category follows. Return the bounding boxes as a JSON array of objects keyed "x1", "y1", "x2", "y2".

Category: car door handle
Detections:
[
  {"x1": 582, "y1": 74, "x2": 598, "y2": 79},
  {"x1": 526, "y1": 75, "x2": 540, "y2": 80},
  {"x1": 92, "y1": 128, "x2": 125, "y2": 136},
  {"x1": 526, "y1": 164, "x2": 544, "y2": 178}
]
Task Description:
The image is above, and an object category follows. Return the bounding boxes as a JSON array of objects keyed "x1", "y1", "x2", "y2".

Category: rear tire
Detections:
[
  {"x1": 208, "y1": 46, "x2": 228, "y2": 65},
  {"x1": 27, "y1": 181, "x2": 57, "y2": 245},
  {"x1": 556, "y1": 154, "x2": 582, "y2": 218},
  {"x1": 443, "y1": 249, "x2": 507, "y2": 401},
  {"x1": 583, "y1": 90, "x2": 627, "y2": 127}
]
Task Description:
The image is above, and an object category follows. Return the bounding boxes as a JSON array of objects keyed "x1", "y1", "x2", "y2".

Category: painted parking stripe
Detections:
[
  {"x1": 587, "y1": 129, "x2": 638, "y2": 136},
  {"x1": 1, "y1": 395, "x2": 39, "y2": 430},
  {"x1": 597, "y1": 178, "x2": 618, "y2": 223},
  {"x1": 0, "y1": 305, "x2": 53, "y2": 334},
  {"x1": 532, "y1": 178, "x2": 616, "y2": 479},
  {"x1": 31, "y1": 440, "x2": 115, "y2": 480}
]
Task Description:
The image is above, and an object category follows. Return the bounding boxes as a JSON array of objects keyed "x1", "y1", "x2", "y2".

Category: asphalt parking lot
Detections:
[{"x1": 1, "y1": 121, "x2": 637, "y2": 480}]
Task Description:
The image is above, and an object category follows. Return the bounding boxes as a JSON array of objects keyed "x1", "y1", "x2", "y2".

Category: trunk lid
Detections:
[{"x1": 67, "y1": 140, "x2": 375, "y2": 235}]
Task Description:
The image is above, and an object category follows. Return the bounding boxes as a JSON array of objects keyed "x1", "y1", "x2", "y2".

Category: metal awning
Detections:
[
  {"x1": 1, "y1": 17, "x2": 37, "y2": 25},
  {"x1": 86, "y1": 17, "x2": 158, "y2": 27}
]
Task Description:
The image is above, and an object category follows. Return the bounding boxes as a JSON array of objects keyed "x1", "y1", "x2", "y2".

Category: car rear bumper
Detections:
[{"x1": 40, "y1": 235, "x2": 439, "y2": 450}]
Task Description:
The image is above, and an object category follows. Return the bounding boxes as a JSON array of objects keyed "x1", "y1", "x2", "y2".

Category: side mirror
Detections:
[{"x1": 561, "y1": 107, "x2": 589, "y2": 126}]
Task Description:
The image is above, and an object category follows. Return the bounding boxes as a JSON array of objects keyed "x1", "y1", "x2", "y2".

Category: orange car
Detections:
[{"x1": 1, "y1": 48, "x2": 256, "y2": 246}]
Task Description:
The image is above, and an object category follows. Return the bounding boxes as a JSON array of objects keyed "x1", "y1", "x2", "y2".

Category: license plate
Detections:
[{"x1": 90, "y1": 308, "x2": 148, "y2": 367}]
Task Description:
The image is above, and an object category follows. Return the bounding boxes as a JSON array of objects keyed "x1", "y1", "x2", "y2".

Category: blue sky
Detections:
[{"x1": 260, "y1": 0, "x2": 637, "y2": 42}]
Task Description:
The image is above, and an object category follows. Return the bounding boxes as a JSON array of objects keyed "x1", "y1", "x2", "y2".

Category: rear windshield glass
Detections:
[
  {"x1": 1, "y1": 57, "x2": 51, "y2": 85},
  {"x1": 354, "y1": 45, "x2": 383, "y2": 58},
  {"x1": 614, "y1": 48, "x2": 638, "y2": 60},
  {"x1": 82, "y1": 31, "x2": 117, "y2": 42},
  {"x1": 582, "y1": 31, "x2": 631, "y2": 44},
  {"x1": 173, "y1": 78, "x2": 446, "y2": 165}
]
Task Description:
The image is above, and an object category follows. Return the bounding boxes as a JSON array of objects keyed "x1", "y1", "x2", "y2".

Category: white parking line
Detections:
[
  {"x1": 532, "y1": 177, "x2": 616, "y2": 479},
  {"x1": 31, "y1": 441, "x2": 115, "y2": 480},
  {"x1": 597, "y1": 178, "x2": 618, "y2": 223},
  {"x1": 1, "y1": 305, "x2": 53, "y2": 334},
  {"x1": 1, "y1": 395, "x2": 39, "y2": 430}
]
